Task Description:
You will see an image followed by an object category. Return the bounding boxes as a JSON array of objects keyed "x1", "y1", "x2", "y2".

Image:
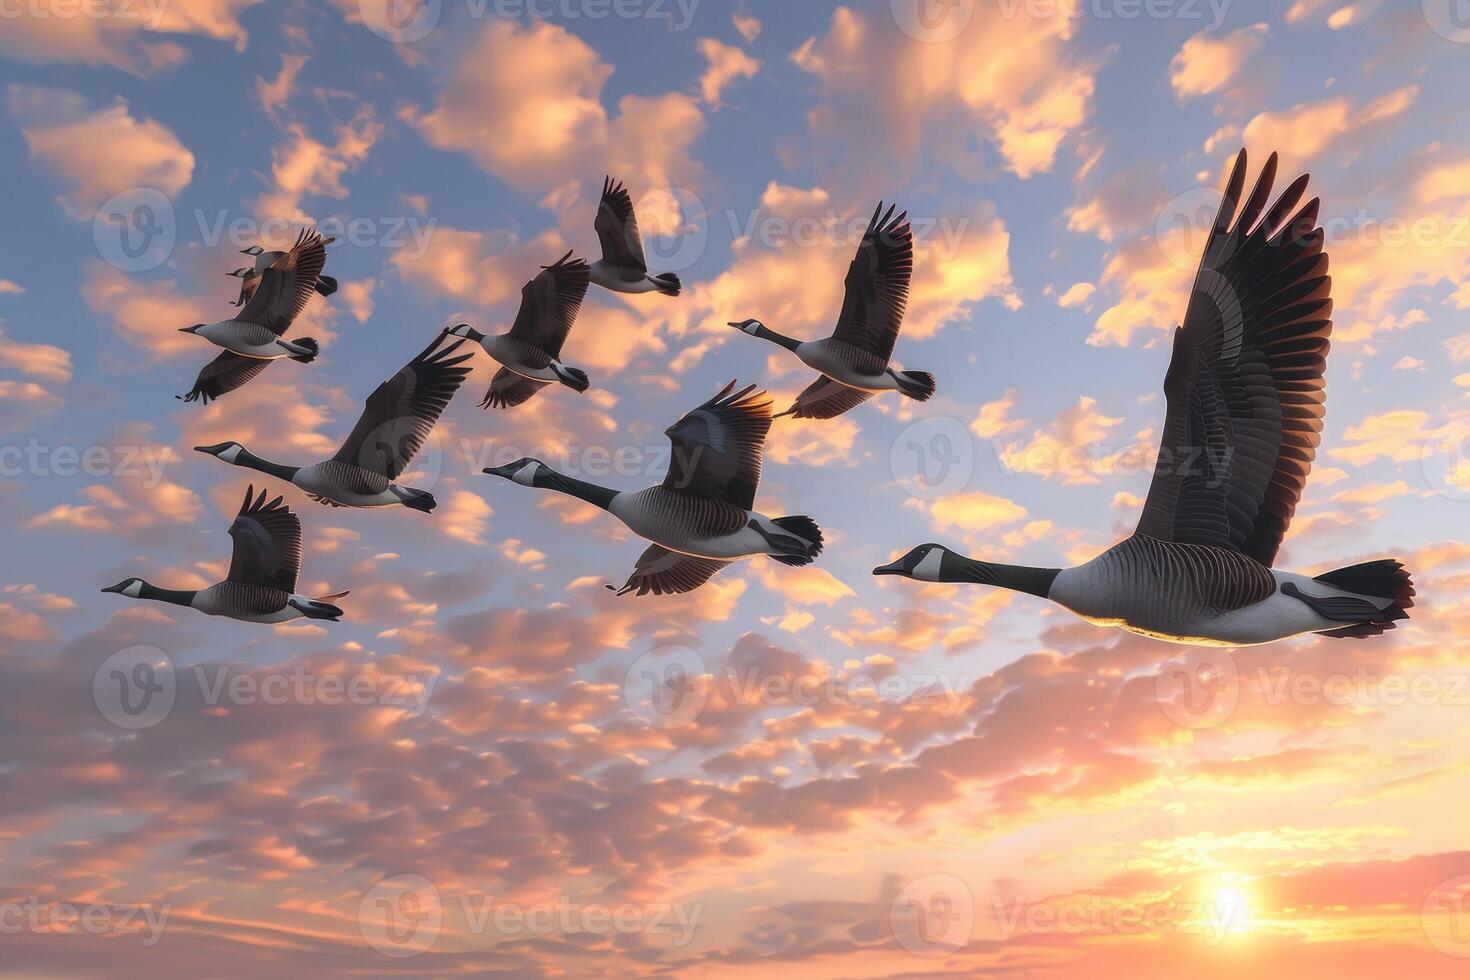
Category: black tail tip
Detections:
[
  {"x1": 897, "y1": 370, "x2": 936, "y2": 401},
  {"x1": 772, "y1": 515, "x2": 823, "y2": 560},
  {"x1": 557, "y1": 366, "x2": 590, "y2": 392},
  {"x1": 653, "y1": 272, "x2": 681, "y2": 296},
  {"x1": 315, "y1": 275, "x2": 338, "y2": 297},
  {"x1": 396, "y1": 488, "x2": 437, "y2": 513}
]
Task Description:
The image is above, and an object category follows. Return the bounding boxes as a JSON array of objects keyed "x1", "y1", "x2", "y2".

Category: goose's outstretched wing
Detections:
[
  {"x1": 614, "y1": 544, "x2": 732, "y2": 596},
  {"x1": 662, "y1": 381, "x2": 773, "y2": 510},
  {"x1": 236, "y1": 228, "x2": 331, "y2": 335},
  {"x1": 594, "y1": 175, "x2": 648, "y2": 280},
  {"x1": 480, "y1": 368, "x2": 548, "y2": 410},
  {"x1": 226, "y1": 485, "x2": 301, "y2": 593},
  {"x1": 1135, "y1": 149, "x2": 1332, "y2": 567},
  {"x1": 830, "y1": 202, "x2": 913, "y2": 363},
  {"x1": 179, "y1": 351, "x2": 272, "y2": 404},
  {"x1": 333, "y1": 332, "x2": 473, "y2": 479},
  {"x1": 506, "y1": 251, "x2": 590, "y2": 358},
  {"x1": 778, "y1": 375, "x2": 874, "y2": 420}
]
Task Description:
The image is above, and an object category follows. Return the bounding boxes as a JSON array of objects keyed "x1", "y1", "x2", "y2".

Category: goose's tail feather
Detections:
[
  {"x1": 650, "y1": 272, "x2": 681, "y2": 297},
  {"x1": 551, "y1": 363, "x2": 590, "y2": 392},
  {"x1": 314, "y1": 275, "x2": 338, "y2": 297},
  {"x1": 286, "y1": 337, "x2": 320, "y2": 363},
  {"x1": 391, "y1": 486, "x2": 436, "y2": 513},
  {"x1": 290, "y1": 596, "x2": 345, "y2": 622},
  {"x1": 894, "y1": 370, "x2": 935, "y2": 401},
  {"x1": 769, "y1": 515, "x2": 823, "y2": 566},
  {"x1": 1311, "y1": 559, "x2": 1414, "y2": 639}
]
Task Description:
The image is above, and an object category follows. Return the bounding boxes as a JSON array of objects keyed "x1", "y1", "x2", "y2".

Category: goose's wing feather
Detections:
[
  {"x1": 781, "y1": 375, "x2": 874, "y2": 420},
  {"x1": 1136, "y1": 149, "x2": 1331, "y2": 567},
  {"x1": 506, "y1": 251, "x2": 590, "y2": 358},
  {"x1": 615, "y1": 544, "x2": 732, "y2": 596},
  {"x1": 333, "y1": 332, "x2": 473, "y2": 479},
  {"x1": 236, "y1": 228, "x2": 330, "y2": 335},
  {"x1": 226, "y1": 485, "x2": 301, "y2": 593},
  {"x1": 662, "y1": 381, "x2": 773, "y2": 510},
  {"x1": 830, "y1": 202, "x2": 913, "y2": 362},
  {"x1": 480, "y1": 367, "x2": 548, "y2": 410},
  {"x1": 594, "y1": 175, "x2": 648, "y2": 279},
  {"x1": 179, "y1": 351, "x2": 271, "y2": 404}
]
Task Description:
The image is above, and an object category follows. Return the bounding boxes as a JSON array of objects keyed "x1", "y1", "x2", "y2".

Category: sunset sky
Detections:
[{"x1": 3, "y1": 0, "x2": 1470, "y2": 975}]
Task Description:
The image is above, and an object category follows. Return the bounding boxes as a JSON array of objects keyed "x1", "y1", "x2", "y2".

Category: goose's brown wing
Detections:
[
  {"x1": 236, "y1": 228, "x2": 330, "y2": 335},
  {"x1": 1136, "y1": 149, "x2": 1331, "y2": 567},
  {"x1": 479, "y1": 367, "x2": 548, "y2": 410},
  {"x1": 614, "y1": 544, "x2": 732, "y2": 596},
  {"x1": 594, "y1": 175, "x2": 648, "y2": 280},
  {"x1": 829, "y1": 202, "x2": 913, "y2": 363},
  {"x1": 226, "y1": 485, "x2": 301, "y2": 593},
  {"x1": 662, "y1": 381, "x2": 773, "y2": 511},
  {"x1": 505, "y1": 251, "x2": 590, "y2": 358},
  {"x1": 780, "y1": 375, "x2": 874, "y2": 420},
  {"x1": 178, "y1": 351, "x2": 272, "y2": 404}
]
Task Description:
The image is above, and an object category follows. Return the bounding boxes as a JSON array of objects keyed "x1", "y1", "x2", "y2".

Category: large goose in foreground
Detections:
[
  {"x1": 876, "y1": 150, "x2": 1414, "y2": 646},
  {"x1": 102, "y1": 486, "x2": 348, "y2": 623},
  {"x1": 195, "y1": 331, "x2": 472, "y2": 512},
  {"x1": 591, "y1": 176, "x2": 682, "y2": 297},
  {"x1": 727, "y1": 203, "x2": 933, "y2": 419},
  {"x1": 445, "y1": 251, "x2": 593, "y2": 408},
  {"x1": 179, "y1": 229, "x2": 334, "y2": 404},
  {"x1": 483, "y1": 381, "x2": 822, "y2": 595}
]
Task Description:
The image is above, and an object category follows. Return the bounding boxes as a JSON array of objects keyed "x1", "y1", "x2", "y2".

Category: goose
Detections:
[
  {"x1": 590, "y1": 175, "x2": 682, "y2": 297},
  {"x1": 727, "y1": 203, "x2": 933, "y2": 419},
  {"x1": 102, "y1": 485, "x2": 348, "y2": 623},
  {"x1": 178, "y1": 229, "x2": 333, "y2": 404},
  {"x1": 231, "y1": 240, "x2": 338, "y2": 307},
  {"x1": 444, "y1": 251, "x2": 593, "y2": 409},
  {"x1": 482, "y1": 381, "x2": 822, "y2": 595},
  {"x1": 874, "y1": 150, "x2": 1414, "y2": 646},
  {"x1": 195, "y1": 330, "x2": 473, "y2": 512}
]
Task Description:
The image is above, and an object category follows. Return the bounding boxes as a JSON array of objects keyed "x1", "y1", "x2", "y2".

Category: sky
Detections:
[{"x1": 2, "y1": 0, "x2": 1470, "y2": 975}]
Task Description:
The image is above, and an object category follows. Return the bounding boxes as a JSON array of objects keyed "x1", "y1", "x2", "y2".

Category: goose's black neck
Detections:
[
  {"x1": 535, "y1": 466, "x2": 618, "y2": 510},
  {"x1": 140, "y1": 583, "x2": 198, "y2": 606},
  {"x1": 236, "y1": 448, "x2": 300, "y2": 482},
  {"x1": 753, "y1": 325, "x2": 802, "y2": 352},
  {"x1": 950, "y1": 555, "x2": 1060, "y2": 598}
]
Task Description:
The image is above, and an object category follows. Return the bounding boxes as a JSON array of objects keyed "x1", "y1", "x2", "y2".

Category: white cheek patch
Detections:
[
  {"x1": 513, "y1": 462, "x2": 541, "y2": 487},
  {"x1": 125, "y1": 581, "x2": 144, "y2": 598},
  {"x1": 914, "y1": 549, "x2": 944, "y2": 582},
  {"x1": 220, "y1": 445, "x2": 242, "y2": 464}
]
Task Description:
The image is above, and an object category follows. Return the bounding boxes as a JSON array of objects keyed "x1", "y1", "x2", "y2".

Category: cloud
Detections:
[
  {"x1": 1240, "y1": 85, "x2": 1418, "y2": 170},
  {"x1": 1056, "y1": 281, "x2": 1096, "y2": 308},
  {"x1": 0, "y1": 0, "x2": 261, "y2": 74},
  {"x1": 697, "y1": 37, "x2": 760, "y2": 107},
  {"x1": 732, "y1": 10, "x2": 762, "y2": 43},
  {"x1": 9, "y1": 86, "x2": 194, "y2": 219},
  {"x1": 254, "y1": 106, "x2": 383, "y2": 219},
  {"x1": 0, "y1": 328, "x2": 71, "y2": 383},
  {"x1": 1169, "y1": 23, "x2": 1269, "y2": 102}
]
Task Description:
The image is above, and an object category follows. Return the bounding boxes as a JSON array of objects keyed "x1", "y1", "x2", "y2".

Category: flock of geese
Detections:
[{"x1": 104, "y1": 152, "x2": 1415, "y2": 647}]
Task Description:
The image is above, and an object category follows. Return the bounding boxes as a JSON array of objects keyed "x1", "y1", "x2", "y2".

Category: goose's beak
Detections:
[
  {"x1": 179, "y1": 324, "x2": 202, "y2": 334},
  {"x1": 872, "y1": 559, "x2": 905, "y2": 576},
  {"x1": 482, "y1": 465, "x2": 516, "y2": 479}
]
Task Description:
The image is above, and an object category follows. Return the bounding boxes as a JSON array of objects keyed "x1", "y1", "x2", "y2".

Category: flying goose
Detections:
[
  {"x1": 727, "y1": 203, "x2": 933, "y2": 419},
  {"x1": 230, "y1": 240, "x2": 338, "y2": 307},
  {"x1": 102, "y1": 485, "x2": 348, "y2": 623},
  {"x1": 482, "y1": 381, "x2": 822, "y2": 595},
  {"x1": 178, "y1": 229, "x2": 334, "y2": 405},
  {"x1": 445, "y1": 251, "x2": 593, "y2": 409},
  {"x1": 875, "y1": 150, "x2": 1414, "y2": 646},
  {"x1": 195, "y1": 331, "x2": 473, "y2": 512},
  {"x1": 591, "y1": 176, "x2": 682, "y2": 297}
]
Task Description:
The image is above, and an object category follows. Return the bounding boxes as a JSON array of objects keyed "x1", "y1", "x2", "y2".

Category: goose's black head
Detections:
[
  {"x1": 727, "y1": 319, "x2": 765, "y2": 336},
  {"x1": 445, "y1": 322, "x2": 485, "y2": 343},
  {"x1": 873, "y1": 543, "x2": 953, "y2": 581},
  {"x1": 241, "y1": 245, "x2": 264, "y2": 256},
  {"x1": 179, "y1": 323, "x2": 205, "y2": 334},
  {"x1": 102, "y1": 577, "x2": 146, "y2": 597},
  {"x1": 194, "y1": 441, "x2": 245, "y2": 463},
  {"x1": 483, "y1": 457, "x2": 545, "y2": 486}
]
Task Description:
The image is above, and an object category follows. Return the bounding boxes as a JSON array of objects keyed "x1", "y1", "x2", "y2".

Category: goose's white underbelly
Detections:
[
  {"x1": 606, "y1": 494, "x2": 771, "y2": 558},
  {"x1": 796, "y1": 344, "x2": 897, "y2": 391},
  {"x1": 590, "y1": 262, "x2": 656, "y2": 293},
  {"x1": 293, "y1": 463, "x2": 401, "y2": 507},
  {"x1": 483, "y1": 336, "x2": 558, "y2": 381},
  {"x1": 198, "y1": 322, "x2": 287, "y2": 359}
]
